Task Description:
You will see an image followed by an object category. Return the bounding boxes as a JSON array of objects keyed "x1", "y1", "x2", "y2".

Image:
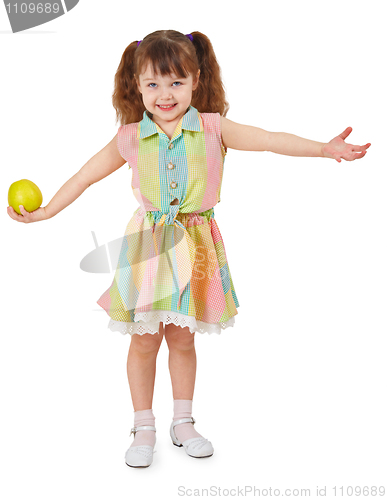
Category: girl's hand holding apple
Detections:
[
  {"x1": 7, "y1": 204, "x2": 48, "y2": 223},
  {"x1": 7, "y1": 178, "x2": 48, "y2": 223}
]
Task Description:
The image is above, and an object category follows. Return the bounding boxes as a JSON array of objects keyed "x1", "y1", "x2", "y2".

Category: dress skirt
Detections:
[{"x1": 96, "y1": 206, "x2": 239, "y2": 335}]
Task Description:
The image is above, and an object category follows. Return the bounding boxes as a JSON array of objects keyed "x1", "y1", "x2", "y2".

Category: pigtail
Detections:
[
  {"x1": 190, "y1": 31, "x2": 229, "y2": 117},
  {"x1": 112, "y1": 41, "x2": 146, "y2": 125}
]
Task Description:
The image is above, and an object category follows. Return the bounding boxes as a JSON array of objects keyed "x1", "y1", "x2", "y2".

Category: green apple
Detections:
[{"x1": 8, "y1": 179, "x2": 43, "y2": 215}]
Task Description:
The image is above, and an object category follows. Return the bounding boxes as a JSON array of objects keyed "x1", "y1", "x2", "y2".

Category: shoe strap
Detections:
[
  {"x1": 130, "y1": 425, "x2": 156, "y2": 436},
  {"x1": 172, "y1": 417, "x2": 196, "y2": 428}
]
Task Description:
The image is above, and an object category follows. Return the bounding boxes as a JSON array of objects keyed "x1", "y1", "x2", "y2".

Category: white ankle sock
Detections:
[
  {"x1": 173, "y1": 399, "x2": 202, "y2": 443},
  {"x1": 130, "y1": 409, "x2": 156, "y2": 448}
]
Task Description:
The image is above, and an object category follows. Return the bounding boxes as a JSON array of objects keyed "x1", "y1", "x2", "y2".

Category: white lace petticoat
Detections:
[{"x1": 107, "y1": 309, "x2": 236, "y2": 336}]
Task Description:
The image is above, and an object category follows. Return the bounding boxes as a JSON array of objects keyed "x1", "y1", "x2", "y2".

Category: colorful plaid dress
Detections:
[{"x1": 96, "y1": 105, "x2": 239, "y2": 335}]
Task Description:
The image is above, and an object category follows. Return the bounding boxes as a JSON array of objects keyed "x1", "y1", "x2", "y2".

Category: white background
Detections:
[{"x1": 1, "y1": 0, "x2": 386, "y2": 498}]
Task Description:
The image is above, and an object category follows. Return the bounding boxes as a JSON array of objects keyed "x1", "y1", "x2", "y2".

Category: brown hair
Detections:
[{"x1": 112, "y1": 30, "x2": 229, "y2": 125}]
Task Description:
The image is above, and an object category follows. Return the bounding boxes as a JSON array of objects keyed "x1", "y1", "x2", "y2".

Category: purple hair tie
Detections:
[{"x1": 137, "y1": 33, "x2": 193, "y2": 47}]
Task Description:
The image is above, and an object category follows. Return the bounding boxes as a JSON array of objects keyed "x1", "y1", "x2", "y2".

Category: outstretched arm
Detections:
[
  {"x1": 7, "y1": 134, "x2": 126, "y2": 223},
  {"x1": 220, "y1": 117, "x2": 371, "y2": 162}
]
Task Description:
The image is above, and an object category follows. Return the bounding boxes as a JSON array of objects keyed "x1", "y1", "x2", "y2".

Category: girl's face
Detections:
[{"x1": 136, "y1": 63, "x2": 200, "y2": 132}]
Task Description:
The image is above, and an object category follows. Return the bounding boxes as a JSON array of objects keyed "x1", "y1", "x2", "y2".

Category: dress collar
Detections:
[{"x1": 137, "y1": 105, "x2": 202, "y2": 139}]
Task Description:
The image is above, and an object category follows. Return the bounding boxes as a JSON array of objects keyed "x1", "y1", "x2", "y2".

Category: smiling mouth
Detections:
[{"x1": 157, "y1": 104, "x2": 177, "y2": 109}]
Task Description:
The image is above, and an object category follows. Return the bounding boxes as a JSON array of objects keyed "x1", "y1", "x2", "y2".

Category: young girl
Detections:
[{"x1": 7, "y1": 29, "x2": 370, "y2": 469}]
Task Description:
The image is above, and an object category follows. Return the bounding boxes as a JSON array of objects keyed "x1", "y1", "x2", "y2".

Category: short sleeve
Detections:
[
  {"x1": 117, "y1": 123, "x2": 140, "y2": 169},
  {"x1": 200, "y1": 112, "x2": 227, "y2": 158}
]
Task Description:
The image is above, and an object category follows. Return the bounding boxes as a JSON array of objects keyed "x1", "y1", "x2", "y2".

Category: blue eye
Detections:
[
  {"x1": 172, "y1": 81, "x2": 182, "y2": 87},
  {"x1": 148, "y1": 83, "x2": 157, "y2": 88}
]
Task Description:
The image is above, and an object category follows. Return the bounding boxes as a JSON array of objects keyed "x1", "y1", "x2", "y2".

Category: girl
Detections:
[{"x1": 7, "y1": 29, "x2": 370, "y2": 469}]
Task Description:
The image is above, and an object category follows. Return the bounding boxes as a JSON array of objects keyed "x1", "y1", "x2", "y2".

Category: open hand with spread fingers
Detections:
[{"x1": 322, "y1": 127, "x2": 371, "y2": 163}]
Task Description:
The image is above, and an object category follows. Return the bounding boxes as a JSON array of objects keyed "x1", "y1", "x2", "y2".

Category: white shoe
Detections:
[
  {"x1": 125, "y1": 425, "x2": 156, "y2": 468},
  {"x1": 170, "y1": 417, "x2": 214, "y2": 458}
]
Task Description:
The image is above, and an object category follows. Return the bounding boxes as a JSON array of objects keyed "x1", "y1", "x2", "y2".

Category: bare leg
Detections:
[
  {"x1": 164, "y1": 324, "x2": 196, "y2": 400},
  {"x1": 164, "y1": 325, "x2": 205, "y2": 443},
  {"x1": 127, "y1": 322, "x2": 164, "y2": 411}
]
